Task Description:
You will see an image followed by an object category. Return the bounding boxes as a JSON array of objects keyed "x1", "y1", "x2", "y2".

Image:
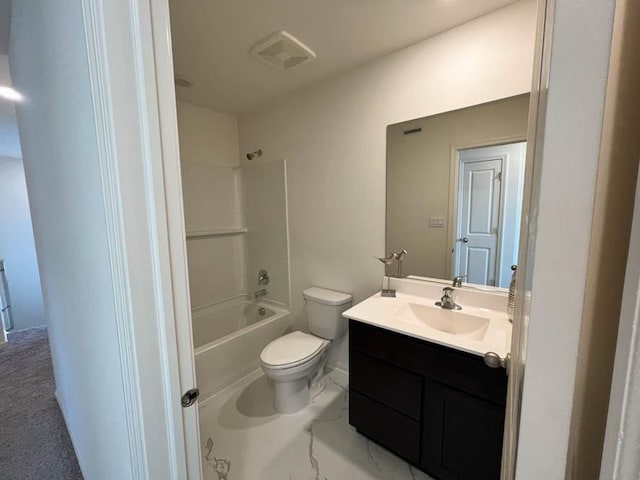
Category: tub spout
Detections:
[{"x1": 254, "y1": 289, "x2": 267, "y2": 299}]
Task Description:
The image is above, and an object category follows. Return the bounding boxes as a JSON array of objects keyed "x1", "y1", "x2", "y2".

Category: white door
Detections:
[
  {"x1": 455, "y1": 154, "x2": 503, "y2": 286},
  {"x1": 455, "y1": 142, "x2": 527, "y2": 287}
]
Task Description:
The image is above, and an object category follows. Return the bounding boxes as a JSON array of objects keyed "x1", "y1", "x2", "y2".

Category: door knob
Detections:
[
  {"x1": 457, "y1": 237, "x2": 469, "y2": 243},
  {"x1": 484, "y1": 352, "x2": 510, "y2": 374}
]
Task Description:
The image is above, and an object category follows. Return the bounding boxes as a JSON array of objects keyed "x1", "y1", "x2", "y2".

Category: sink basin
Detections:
[{"x1": 395, "y1": 303, "x2": 490, "y2": 340}]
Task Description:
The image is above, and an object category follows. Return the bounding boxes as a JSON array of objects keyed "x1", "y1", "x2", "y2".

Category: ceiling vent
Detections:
[{"x1": 250, "y1": 31, "x2": 316, "y2": 71}]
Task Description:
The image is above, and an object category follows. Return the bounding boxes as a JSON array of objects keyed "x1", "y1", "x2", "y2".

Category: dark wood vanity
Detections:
[{"x1": 348, "y1": 319, "x2": 508, "y2": 480}]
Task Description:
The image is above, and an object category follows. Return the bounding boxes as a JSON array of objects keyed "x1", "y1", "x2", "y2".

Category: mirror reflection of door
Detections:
[
  {"x1": 385, "y1": 94, "x2": 530, "y2": 286},
  {"x1": 454, "y1": 142, "x2": 526, "y2": 288}
]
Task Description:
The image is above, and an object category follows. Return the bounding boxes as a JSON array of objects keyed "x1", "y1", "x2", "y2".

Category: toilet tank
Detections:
[{"x1": 303, "y1": 287, "x2": 353, "y2": 340}]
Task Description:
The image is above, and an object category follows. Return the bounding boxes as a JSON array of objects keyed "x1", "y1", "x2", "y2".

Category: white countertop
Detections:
[{"x1": 342, "y1": 286, "x2": 512, "y2": 358}]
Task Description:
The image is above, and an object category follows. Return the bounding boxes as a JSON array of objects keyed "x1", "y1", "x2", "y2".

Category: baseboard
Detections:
[
  {"x1": 328, "y1": 365, "x2": 349, "y2": 387},
  {"x1": 54, "y1": 390, "x2": 87, "y2": 478},
  {"x1": 10, "y1": 325, "x2": 48, "y2": 333}
]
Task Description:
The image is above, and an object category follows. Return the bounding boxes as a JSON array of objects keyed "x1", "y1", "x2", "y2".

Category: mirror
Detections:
[{"x1": 386, "y1": 94, "x2": 530, "y2": 288}]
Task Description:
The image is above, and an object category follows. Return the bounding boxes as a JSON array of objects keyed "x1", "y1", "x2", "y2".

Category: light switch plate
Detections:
[{"x1": 428, "y1": 216, "x2": 445, "y2": 228}]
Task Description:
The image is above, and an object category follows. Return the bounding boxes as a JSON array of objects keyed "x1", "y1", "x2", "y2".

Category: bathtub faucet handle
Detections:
[{"x1": 258, "y1": 269, "x2": 270, "y2": 286}]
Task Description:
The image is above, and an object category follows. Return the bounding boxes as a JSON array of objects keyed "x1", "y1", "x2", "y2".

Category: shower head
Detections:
[{"x1": 246, "y1": 149, "x2": 263, "y2": 160}]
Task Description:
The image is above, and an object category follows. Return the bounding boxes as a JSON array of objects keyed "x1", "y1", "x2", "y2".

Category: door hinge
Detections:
[{"x1": 181, "y1": 388, "x2": 200, "y2": 407}]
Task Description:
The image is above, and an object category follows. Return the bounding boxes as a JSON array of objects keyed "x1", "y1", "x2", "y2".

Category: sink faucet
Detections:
[
  {"x1": 436, "y1": 287, "x2": 462, "y2": 310},
  {"x1": 452, "y1": 275, "x2": 467, "y2": 288}
]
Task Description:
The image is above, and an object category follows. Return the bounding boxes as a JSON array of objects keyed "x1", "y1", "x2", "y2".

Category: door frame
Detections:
[
  {"x1": 81, "y1": 0, "x2": 202, "y2": 477},
  {"x1": 512, "y1": 0, "x2": 619, "y2": 478},
  {"x1": 446, "y1": 136, "x2": 526, "y2": 282},
  {"x1": 89, "y1": 0, "x2": 619, "y2": 477},
  {"x1": 141, "y1": 0, "x2": 204, "y2": 477},
  {"x1": 500, "y1": 0, "x2": 554, "y2": 476}
]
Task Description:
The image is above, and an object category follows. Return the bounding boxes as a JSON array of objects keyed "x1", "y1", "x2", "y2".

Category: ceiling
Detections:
[{"x1": 169, "y1": 0, "x2": 519, "y2": 115}]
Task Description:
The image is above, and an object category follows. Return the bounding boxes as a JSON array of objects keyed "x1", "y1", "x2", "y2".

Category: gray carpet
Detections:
[{"x1": 0, "y1": 327, "x2": 83, "y2": 479}]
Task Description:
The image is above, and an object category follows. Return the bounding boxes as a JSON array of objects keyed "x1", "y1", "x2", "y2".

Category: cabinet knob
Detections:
[{"x1": 484, "y1": 352, "x2": 510, "y2": 374}]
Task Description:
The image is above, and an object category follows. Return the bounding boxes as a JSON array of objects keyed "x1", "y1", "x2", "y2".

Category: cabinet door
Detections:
[{"x1": 421, "y1": 381, "x2": 505, "y2": 480}]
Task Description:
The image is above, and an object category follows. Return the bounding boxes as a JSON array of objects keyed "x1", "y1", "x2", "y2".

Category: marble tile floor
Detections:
[{"x1": 198, "y1": 368, "x2": 435, "y2": 480}]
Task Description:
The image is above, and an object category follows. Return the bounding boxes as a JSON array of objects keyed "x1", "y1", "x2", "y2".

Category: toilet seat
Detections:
[{"x1": 260, "y1": 331, "x2": 328, "y2": 369}]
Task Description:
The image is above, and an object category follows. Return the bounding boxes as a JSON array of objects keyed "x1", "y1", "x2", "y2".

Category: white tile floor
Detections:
[{"x1": 198, "y1": 369, "x2": 435, "y2": 480}]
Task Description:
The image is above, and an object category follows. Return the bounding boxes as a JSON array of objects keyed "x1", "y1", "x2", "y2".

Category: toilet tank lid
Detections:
[{"x1": 303, "y1": 287, "x2": 352, "y2": 306}]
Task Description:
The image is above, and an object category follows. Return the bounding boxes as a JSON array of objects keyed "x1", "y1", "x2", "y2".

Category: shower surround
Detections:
[{"x1": 178, "y1": 101, "x2": 291, "y2": 398}]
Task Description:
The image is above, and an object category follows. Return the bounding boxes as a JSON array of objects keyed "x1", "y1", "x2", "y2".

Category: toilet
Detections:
[{"x1": 260, "y1": 287, "x2": 352, "y2": 414}]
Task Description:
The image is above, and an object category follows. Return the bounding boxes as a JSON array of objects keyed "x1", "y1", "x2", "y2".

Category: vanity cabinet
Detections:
[{"x1": 348, "y1": 320, "x2": 507, "y2": 480}]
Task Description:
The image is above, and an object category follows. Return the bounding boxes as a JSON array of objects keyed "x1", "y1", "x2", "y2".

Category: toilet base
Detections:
[
  {"x1": 309, "y1": 377, "x2": 326, "y2": 400},
  {"x1": 274, "y1": 377, "x2": 309, "y2": 414}
]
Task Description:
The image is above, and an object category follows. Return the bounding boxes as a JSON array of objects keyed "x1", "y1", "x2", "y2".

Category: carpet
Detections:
[{"x1": 0, "y1": 327, "x2": 83, "y2": 479}]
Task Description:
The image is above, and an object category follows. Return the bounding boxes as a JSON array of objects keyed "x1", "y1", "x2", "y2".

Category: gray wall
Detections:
[{"x1": 0, "y1": 155, "x2": 44, "y2": 330}]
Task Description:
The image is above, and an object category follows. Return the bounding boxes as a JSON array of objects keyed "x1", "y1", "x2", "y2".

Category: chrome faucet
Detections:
[
  {"x1": 452, "y1": 275, "x2": 467, "y2": 288},
  {"x1": 436, "y1": 287, "x2": 462, "y2": 310},
  {"x1": 254, "y1": 270, "x2": 269, "y2": 299}
]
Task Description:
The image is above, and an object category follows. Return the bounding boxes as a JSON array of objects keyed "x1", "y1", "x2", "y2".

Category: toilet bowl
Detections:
[
  {"x1": 260, "y1": 331, "x2": 329, "y2": 413},
  {"x1": 260, "y1": 287, "x2": 352, "y2": 414}
]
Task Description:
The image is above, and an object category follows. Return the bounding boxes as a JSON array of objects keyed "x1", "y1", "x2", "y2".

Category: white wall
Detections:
[
  {"x1": 0, "y1": 55, "x2": 22, "y2": 159},
  {"x1": 11, "y1": 0, "x2": 199, "y2": 476},
  {"x1": 568, "y1": 0, "x2": 640, "y2": 476},
  {"x1": 238, "y1": 0, "x2": 537, "y2": 369},
  {"x1": 10, "y1": 1, "x2": 133, "y2": 477},
  {"x1": 0, "y1": 155, "x2": 44, "y2": 330},
  {"x1": 177, "y1": 100, "x2": 239, "y2": 167}
]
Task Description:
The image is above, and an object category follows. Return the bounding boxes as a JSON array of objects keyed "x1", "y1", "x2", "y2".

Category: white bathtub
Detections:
[{"x1": 193, "y1": 297, "x2": 290, "y2": 400}]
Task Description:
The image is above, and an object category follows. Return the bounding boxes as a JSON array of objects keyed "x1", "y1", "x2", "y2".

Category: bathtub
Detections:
[{"x1": 193, "y1": 297, "x2": 290, "y2": 400}]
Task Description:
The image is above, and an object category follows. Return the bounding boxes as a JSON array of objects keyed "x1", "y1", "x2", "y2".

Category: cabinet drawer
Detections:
[
  {"x1": 350, "y1": 350, "x2": 422, "y2": 420},
  {"x1": 349, "y1": 390, "x2": 420, "y2": 464},
  {"x1": 350, "y1": 320, "x2": 428, "y2": 375},
  {"x1": 426, "y1": 348, "x2": 507, "y2": 406},
  {"x1": 350, "y1": 320, "x2": 507, "y2": 406}
]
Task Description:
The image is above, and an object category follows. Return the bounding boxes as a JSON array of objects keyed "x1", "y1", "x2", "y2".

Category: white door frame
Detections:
[
  {"x1": 81, "y1": 0, "x2": 201, "y2": 478},
  {"x1": 145, "y1": 0, "x2": 203, "y2": 476},
  {"x1": 513, "y1": 0, "x2": 617, "y2": 478},
  {"x1": 82, "y1": 0, "x2": 620, "y2": 478}
]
